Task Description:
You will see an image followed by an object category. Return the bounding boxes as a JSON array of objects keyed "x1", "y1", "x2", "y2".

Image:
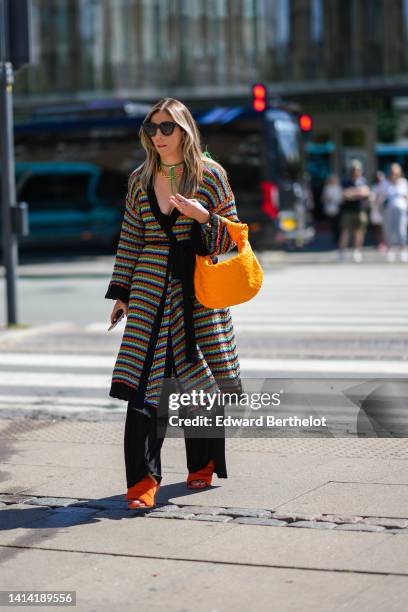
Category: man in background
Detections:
[{"x1": 337, "y1": 159, "x2": 371, "y2": 262}]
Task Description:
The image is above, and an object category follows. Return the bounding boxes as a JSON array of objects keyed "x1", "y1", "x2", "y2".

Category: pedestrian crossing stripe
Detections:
[{"x1": 0, "y1": 353, "x2": 407, "y2": 374}]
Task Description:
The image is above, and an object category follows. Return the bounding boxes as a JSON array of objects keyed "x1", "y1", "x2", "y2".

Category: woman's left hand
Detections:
[{"x1": 170, "y1": 193, "x2": 210, "y2": 224}]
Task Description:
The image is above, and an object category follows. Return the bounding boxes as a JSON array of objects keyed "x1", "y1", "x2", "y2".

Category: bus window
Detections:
[
  {"x1": 275, "y1": 119, "x2": 301, "y2": 165},
  {"x1": 227, "y1": 133, "x2": 262, "y2": 191},
  {"x1": 265, "y1": 110, "x2": 304, "y2": 182},
  {"x1": 95, "y1": 169, "x2": 128, "y2": 206},
  {"x1": 19, "y1": 174, "x2": 91, "y2": 212}
]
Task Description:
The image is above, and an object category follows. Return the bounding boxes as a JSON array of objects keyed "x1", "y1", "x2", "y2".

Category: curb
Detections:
[{"x1": 0, "y1": 321, "x2": 74, "y2": 344}]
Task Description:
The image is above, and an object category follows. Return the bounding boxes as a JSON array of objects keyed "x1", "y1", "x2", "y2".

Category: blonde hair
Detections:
[
  {"x1": 349, "y1": 159, "x2": 363, "y2": 172},
  {"x1": 390, "y1": 162, "x2": 403, "y2": 178},
  {"x1": 132, "y1": 97, "x2": 227, "y2": 197}
]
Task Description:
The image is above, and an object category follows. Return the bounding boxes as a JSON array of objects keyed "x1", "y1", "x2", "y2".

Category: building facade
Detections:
[
  {"x1": 17, "y1": 0, "x2": 408, "y2": 101},
  {"x1": 13, "y1": 0, "x2": 408, "y2": 177},
  {"x1": 17, "y1": 0, "x2": 268, "y2": 104}
]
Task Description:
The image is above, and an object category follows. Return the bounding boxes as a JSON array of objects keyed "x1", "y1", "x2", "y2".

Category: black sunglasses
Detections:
[{"x1": 142, "y1": 121, "x2": 178, "y2": 137}]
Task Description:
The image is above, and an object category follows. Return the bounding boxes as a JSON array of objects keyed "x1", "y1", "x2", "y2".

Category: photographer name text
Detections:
[{"x1": 168, "y1": 415, "x2": 327, "y2": 428}]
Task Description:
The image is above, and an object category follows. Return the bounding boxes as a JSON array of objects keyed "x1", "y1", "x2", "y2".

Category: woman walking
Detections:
[{"x1": 105, "y1": 97, "x2": 242, "y2": 508}]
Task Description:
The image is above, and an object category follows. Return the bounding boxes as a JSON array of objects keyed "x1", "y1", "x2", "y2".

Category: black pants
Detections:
[
  {"x1": 123, "y1": 331, "x2": 228, "y2": 489},
  {"x1": 124, "y1": 385, "x2": 228, "y2": 488}
]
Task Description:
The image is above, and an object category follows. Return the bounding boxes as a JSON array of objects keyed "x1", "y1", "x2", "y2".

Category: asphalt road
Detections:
[{"x1": 0, "y1": 250, "x2": 407, "y2": 420}]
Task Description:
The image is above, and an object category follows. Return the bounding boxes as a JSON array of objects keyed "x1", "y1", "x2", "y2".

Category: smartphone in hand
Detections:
[{"x1": 108, "y1": 309, "x2": 125, "y2": 331}]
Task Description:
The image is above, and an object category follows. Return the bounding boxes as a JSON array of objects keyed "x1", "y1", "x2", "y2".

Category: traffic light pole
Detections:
[{"x1": 0, "y1": 0, "x2": 19, "y2": 325}]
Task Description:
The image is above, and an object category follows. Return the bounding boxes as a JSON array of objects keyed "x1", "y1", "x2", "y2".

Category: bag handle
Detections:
[{"x1": 218, "y1": 216, "x2": 248, "y2": 249}]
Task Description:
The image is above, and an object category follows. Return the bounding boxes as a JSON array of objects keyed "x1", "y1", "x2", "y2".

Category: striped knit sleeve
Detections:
[
  {"x1": 200, "y1": 166, "x2": 240, "y2": 255},
  {"x1": 104, "y1": 173, "x2": 144, "y2": 302}
]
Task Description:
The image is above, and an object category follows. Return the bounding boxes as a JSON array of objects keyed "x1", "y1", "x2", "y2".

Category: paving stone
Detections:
[
  {"x1": 319, "y1": 515, "x2": 363, "y2": 524},
  {"x1": 269, "y1": 512, "x2": 323, "y2": 522},
  {"x1": 269, "y1": 513, "x2": 298, "y2": 522},
  {"x1": 191, "y1": 514, "x2": 234, "y2": 523},
  {"x1": 217, "y1": 507, "x2": 272, "y2": 518},
  {"x1": 146, "y1": 511, "x2": 195, "y2": 520},
  {"x1": 387, "y1": 528, "x2": 408, "y2": 534},
  {"x1": 360, "y1": 517, "x2": 408, "y2": 528},
  {"x1": 289, "y1": 520, "x2": 337, "y2": 529},
  {"x1": 149, "y1": 504, "x2": 180, "y2": 512},
  {"x1": 27, "y1": 497, "x2": 80, "y2": 508},
  {"x1": 233, "y1": 517, "x2": 287, "y2": 526},
  {"x1": 0, "y1": 494, "x2": 35, "y2": 505},
  {"x1": 334, "y1": 523, "x2": 386, "y2": 532},
  {"x1": 176, "y1": 506, "x2": 226, "y2": 515},
  {"x1": 93, "y1": 509, "x2": 130, "y2": 520},
  {"x1": 292, "y1": 513, "x2": 324, "y2": 521}
]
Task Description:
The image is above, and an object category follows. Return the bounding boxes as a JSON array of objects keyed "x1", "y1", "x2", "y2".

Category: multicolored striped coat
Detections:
[{"x1": 105, "y1": 163, "x2": 242, "y2": 407}]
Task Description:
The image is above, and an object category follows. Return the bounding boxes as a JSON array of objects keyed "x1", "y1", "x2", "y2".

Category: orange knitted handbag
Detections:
[{"x1": 194, "y1": 216, "x2": 263, "y2": 309}]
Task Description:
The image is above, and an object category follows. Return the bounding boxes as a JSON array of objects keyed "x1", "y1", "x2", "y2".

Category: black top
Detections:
[
  {"x1": 341, "y1": 177, "x2": 368, "y2": 213},
  {"x1": 147, "y1": 180, "x2": 211, "y2": 364}
]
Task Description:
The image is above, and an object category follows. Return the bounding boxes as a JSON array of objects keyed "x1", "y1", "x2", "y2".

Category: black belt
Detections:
[{"x1": 146, "y1": 238, "x2": 199, "y2": 364}]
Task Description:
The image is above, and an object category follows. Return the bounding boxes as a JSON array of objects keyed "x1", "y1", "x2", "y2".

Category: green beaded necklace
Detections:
[
  {"x1": 159, "y1": 160, "x2": 185, "y2": 195},
  {"x1": 158, "y1": 151, "x2": 212, "y2": 195}
]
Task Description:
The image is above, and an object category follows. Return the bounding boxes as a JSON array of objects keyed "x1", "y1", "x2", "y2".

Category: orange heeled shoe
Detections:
[
  {"x1": 125, "y1": 474, "x2": 160, "y2": 509},
  {"x1": 186, "y1": 459, "x2": 215, "y2": 489}
]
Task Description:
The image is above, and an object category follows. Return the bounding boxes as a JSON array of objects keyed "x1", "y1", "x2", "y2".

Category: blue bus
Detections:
[
  {"x1": 1, "y1": 161, "x2": 125, "y2": 250},
  {"x1": 8, "y1": 100, "x2": 315, "y2": 250}
]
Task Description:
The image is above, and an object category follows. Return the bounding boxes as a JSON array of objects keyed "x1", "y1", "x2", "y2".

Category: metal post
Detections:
[{"x1": 0, "y1": 0, "x2": 19, "y2": 324}]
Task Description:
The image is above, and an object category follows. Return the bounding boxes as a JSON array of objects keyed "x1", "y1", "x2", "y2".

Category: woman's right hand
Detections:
[{"x1": 110, "y1": 299, "x2": 128, "y2": 324}]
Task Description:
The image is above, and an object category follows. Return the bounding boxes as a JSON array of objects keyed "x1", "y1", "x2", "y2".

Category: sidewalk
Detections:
[
  {"x1": 1, "y1": 413, "x2": 408, "y2": 611},
  {"x1": 1, "y1": 273, "x2": 407, "y2": 611}
]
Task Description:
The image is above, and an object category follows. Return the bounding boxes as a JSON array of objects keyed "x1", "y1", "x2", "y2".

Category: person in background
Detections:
[
  {"x1": 381, "y1": 163, "x2": 408, "y2": 262},
  {"x1": 337, "y1": 159, "x2": 371, "y2": 262},
  {"x1": 321, "y1": 174, "x2": 342, "y2": 247},
  {"x1": 369, "y1": 170, "x2": 387, "y2": 252}
]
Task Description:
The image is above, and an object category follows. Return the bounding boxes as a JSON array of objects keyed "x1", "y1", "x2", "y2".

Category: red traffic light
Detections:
[
  {"x1": 299, "y1": 114, "x2": 312, "y2": 131},
  {"x1": 252, "y1": 83, "x2": 267, "y2": 112}
]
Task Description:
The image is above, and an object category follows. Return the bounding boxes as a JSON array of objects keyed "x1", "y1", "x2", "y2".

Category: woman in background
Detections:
[
  {"x1": 382, "y1": 163, "x2": 408, "y2": 262},
  {"x1": 369, "y1": 170, "x2": 387, "y2": 252}
]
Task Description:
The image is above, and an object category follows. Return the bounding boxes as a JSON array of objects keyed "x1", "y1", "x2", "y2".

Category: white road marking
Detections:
[
  {"x1": 0, "y1": 371, "x2": 109, "y2": 388},
  {"x1": 0, "y1": 353, "x2": 114, "y2": 367},
  {"x1": 0, "y1": 353, "x2": 406, "y2": 376},
  {"x1": 0, "y1": 402, "x2": 126, "y2": 415},
  {"x1": 86, "y1": 320, "x2": 408, "y2": 334},
  {"x1": 0, "y1": 394, "x2": 119, "y2": 407}
]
